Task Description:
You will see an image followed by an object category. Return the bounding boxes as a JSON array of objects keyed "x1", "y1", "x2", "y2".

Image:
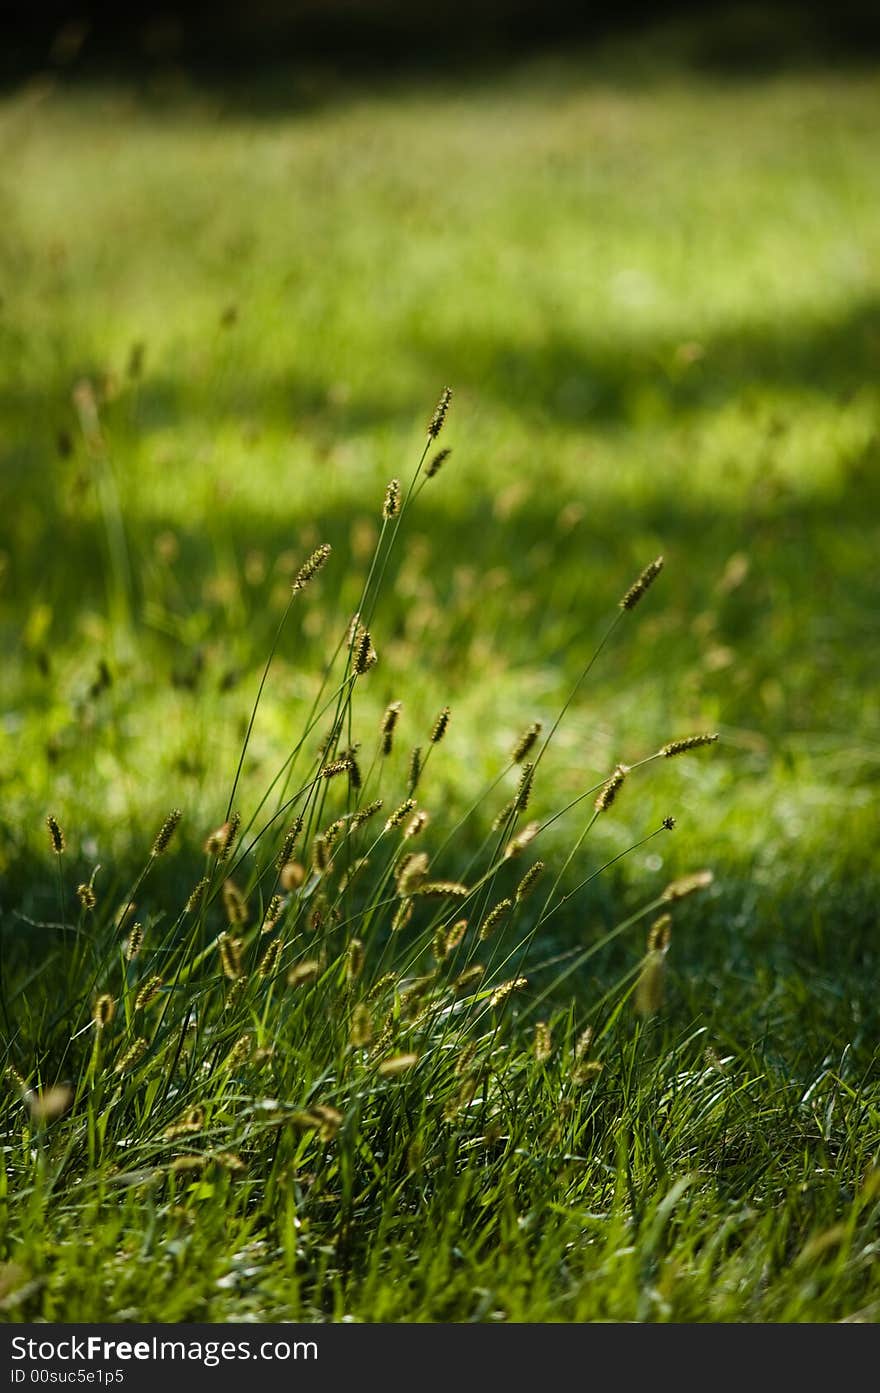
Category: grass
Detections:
[{"x1": 1, "y1": 24, "x2": 879, "y2": 1322}]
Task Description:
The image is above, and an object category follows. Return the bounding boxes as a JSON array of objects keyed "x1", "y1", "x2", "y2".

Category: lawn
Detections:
[{"x1": 1, "y1": 24, "x2": 879, "y2": 1321}]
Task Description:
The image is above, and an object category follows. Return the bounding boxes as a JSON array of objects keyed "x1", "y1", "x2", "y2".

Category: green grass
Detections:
[{"x1": 1, "y1": 28, "x2": 879, "y2": 1322}]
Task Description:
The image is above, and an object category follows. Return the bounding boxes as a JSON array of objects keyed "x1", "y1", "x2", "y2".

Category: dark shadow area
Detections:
[{"x1": 3, "y1": 2, "x2": 880, "y2": 108}]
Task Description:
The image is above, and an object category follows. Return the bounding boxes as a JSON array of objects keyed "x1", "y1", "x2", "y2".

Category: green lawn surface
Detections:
[{"x1": 1, "y1": 29, "x2": 878, "y2": 1322}]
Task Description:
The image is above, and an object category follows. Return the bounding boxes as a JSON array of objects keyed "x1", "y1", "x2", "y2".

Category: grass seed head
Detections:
[
  {"x1": 430, "y1": 706, "x2": 451, "y2": 744},
  {"x1": 397, "y1": 851, "x2": 429, "y2": 896},
  {"x1": 135, "y1": 976, "x2": 163, "y2": 1011},
  {"x1": 93, "y1": 994, "x2": 115, "y2": 1029},
  {"x1": 354, "y1": 626, "x2": 377, "y2": 673},
  {"x1": 151, "y1": 808, "x2": 182, "y2": 857},
  {"x1": 309, "y1": 898, "x2": 329, "y2": 934},
  {"x1": 170, "y1": 1156, "x2": 205, "y2": 1175},
  {"x1": 378, "y1": 1052, "x2": 419, "y2": 1077},
  {"x1": 322, "y1": 817, "x2": 347, "y2": 849},
  {"x1": 26, "y1": 1084, "x2": 73, "y2": 1124},
  {"x1": 321, "y1": 756, "x2": 353, "y2": 780},
  {"x1": 480, "y1": 897, "x2": 512, "y2": 940},
  {"x1": 391, "y1": 898, "x2": 414, "y2": 932},
  {"x1": 76, "y1": 882, "x2": 96, "y2": 911},
  {"x1": 595, "y1": 763, "x2": 629, "y2": 813},
  {"x1": 426, "y1": 447, "x2": 451, "y2": 478},
  {"x1": 620, "y1": 555, "x2": 664, "y2": 611},
  {"x1": 662, "y1": 868, "x2": 714, "y2": 902},
  {"x1": 347, "y1": 748, "x2": 363, "y2": 791},
  {"x1": 292, "y1": 1105, "x2": 343, "y2": 1141},
  {"x1": 224, "y1": 1034, "x2": 252, "y2": 1071},
  {"x1": 647, "y1": 913, "x2": 672, "y2": 952},
  {"x1": 635, "y1": 951, "x2": 667, "y2": 1016},
  {"x1": 455, "y1": 1040, "x2": 479, "y2": 1076},
  {"x1": 311, "y1": 1104, "x2": 343, "y2": 1140},
  {"x1": 205, "y1": 813, "x2": 239, "y2": 862},
  {"x1": 408, "y1": 746, "x2": 422, "y2": 793},
  {"x1": 212, "y1": 1151, "x2": 246, "y2": 1173},
  {"x1": 381, "y1": 701, "x2": 402, "y2": 755},
  {"x1": 185, "y1": 878, "x2": 209, "y2": 914},
  {"x1": 351, "y1": 798, "x2": 383, "y2": 830},
  {"x1": 217, "y1": 932, "x2": 244, "y2": 979},
  {"x1": 3, "y1": 1064, "x2": 28, "y2": 1096},
  {"x1": 534, "y1": 1021, "x2": 553, "y2": 1063},
  {"x1": 417, "y1": 880, "x2": 469, "y2": 899},
  {"x1": 346, "y1": 938, "x2": 365, "y2": 981},
  {"x1": 383, "y1": 477, "x2": 401, "y2": 519},
  {"x1": 571, "y1": 1060, "x2": 604, "y2": 1085},
  {"x1": 403, "y1": 809, "x2": 429, "y2": 839},
  {"x1": 515, "y1": 762, "x2": 534, "y2": 813},
  {"x1": 261, "y1": 893, "x2": 286, "y2": 932},
  {"x1": 444, "y1": 918, "x2": 468, "y2": 954},
  {"x1": 224, "y1": 974, "x2": 249, "y2": 1011},
  {"x1": 276, "y1": 817, "x2": 304, "y2": 869},
  {"x1": 114, "y1": 1038, "x2": 148, "y2": 1075},
  {"x1": 258, "y1": 935, "x2": 285, "y2": 979},
  {"x1": 287, "y1": 959, "x2": 322, "y2": 988},
  {"x1": 505, "y1": 821, "x2": 540, "y2": 858},
  {"x1": 427, "y1": 387, "x2": 452, "y2": 439},
  {"x1": 385, "y1": 798, "x2": 416, "y2": 832},
  {"x1": 491, "y1": 799, "x2": 516, "y2": 831},
  {"x1": 575, "y1": 1026, "x2": 594, "y2": 1061},
  {"x1": 46, "y1": 815, "x2": 65, "y2": 855},
  {"x1": 452, "y1": 964, "x2": 485, "y2": 995},
  {"x1": 489, "y1": 977, "x2": 528, "y2": 1007},
  {"x1": 124, "y1": 922, "x2": 144, "y2": 960},
  {"x1": 365, "y1": 971, "x2": 398, "y2": 1007},
  {"x1": 661, "y1": 733, "x2": 719, "y2": 757},
  {"x1": 311, "y1": 834, "x2": 329, "y2": 875},
  {"x1": 512, "y1": 721, "x2": 542, "y2": 763},
  {"x1": 292, "y1": 542, "x2": 331, "y2": 594},
  {"x1": 222, "y1": 878, "x2": 248, "y2": 926},
  {"x1": 349, "y1": 1002, "x2": 373, "y2": 1047},
  {"x1": 515, "y1": 860, "x2": 545, "y2": 902}
]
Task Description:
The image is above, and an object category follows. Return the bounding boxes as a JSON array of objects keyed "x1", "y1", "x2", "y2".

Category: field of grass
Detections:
[{"x1": 1, "y1": 26, "x2": 879, "y2": 1322}]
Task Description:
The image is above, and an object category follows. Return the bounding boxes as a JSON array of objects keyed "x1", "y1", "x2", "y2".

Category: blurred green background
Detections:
[{"x1": 1, "y1": 7, "x2": 878, "y2": 1010}]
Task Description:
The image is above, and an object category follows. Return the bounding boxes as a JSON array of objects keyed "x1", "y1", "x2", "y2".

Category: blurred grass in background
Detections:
[{"x1": 1, "y1": 17, "x2": 878, "y2": 1016}]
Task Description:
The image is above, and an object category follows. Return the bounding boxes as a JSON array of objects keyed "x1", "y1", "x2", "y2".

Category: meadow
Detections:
[{"x1": 1, "y1": 26, "x2": 879, "y2": 1321}]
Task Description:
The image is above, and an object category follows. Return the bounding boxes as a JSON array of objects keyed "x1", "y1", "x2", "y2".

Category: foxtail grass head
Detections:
[
  {"x1": 151, "y1": 808, "x2": 182, "y2": 857},
  {"x1": 515, "y1": 762, "x2": 535, "y2": 813},
  {"x1": 512, "y1": 722, "x2": 542, "y2": 764},
  {"x1": 124, "y1": 922, "x2": 144, "y2": 960},
  {"x1": 620, "y1": 556, "x2": 664, "y2": 611},
  {"x1": 92, "y1": 994, "x2": 115, "y2": 1029},
  {"x1": 76, "y1": 882, "x2": 96, "y2": 911},
  {"x1": 595, "y1": 763, "x2": 629, "y2": 813},
  {"x1": 662, "y1": 868, "x2": 714, "y2": 902},
  {"x1": 426, "y1": 447, "x2": 451, "y2": 478},
  {"x1": 383, "y1": 478, "x2": 401, "y2": 519},
  {"x1": 515, "y1": 860, "x2": 545, "y2": 902},
  {"x1": 292, "y1": 543, "x2": 331, "y2": 594},
  {"x1": 479, "y1": 897, "x2": 512, "y2": 940},
  {"x1": 427, "y1": 387, "x2": 452, "y2": 440},
  {"x1": 430, "y1": 707, "x2": 451, "y2": 744},
  {"x1": 661, "y1": 733, "x2": 719, "y2": 757},
  {"x1": 46, "y1": 815, "x2": 65, "y2": 855},
  {"x1": 381, "y1": 701, "x2": 402, "y2": 755}
]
